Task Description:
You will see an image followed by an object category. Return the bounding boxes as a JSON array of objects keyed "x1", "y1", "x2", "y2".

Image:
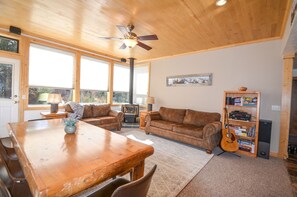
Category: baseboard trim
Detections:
[{"x1": 270, "y1": 151, "x2": 282, "y2": 158}]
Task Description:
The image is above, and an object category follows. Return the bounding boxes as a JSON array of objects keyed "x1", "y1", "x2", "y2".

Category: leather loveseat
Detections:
[
  {"x1": 145, "y1": 107, "x2": 221, "y2": 153},
  {"x1": 65, "y1": 104, "x2": 124, "y2": 131}
]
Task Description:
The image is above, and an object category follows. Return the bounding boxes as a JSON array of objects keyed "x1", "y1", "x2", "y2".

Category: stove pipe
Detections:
[{"x1": 128, "y1": 58, "x2": 135, "y2": 104}]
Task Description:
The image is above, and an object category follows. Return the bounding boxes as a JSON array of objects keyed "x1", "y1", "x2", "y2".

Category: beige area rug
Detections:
[{"x1": 120, "y1": 130, "x2": 214, "y2": 197}]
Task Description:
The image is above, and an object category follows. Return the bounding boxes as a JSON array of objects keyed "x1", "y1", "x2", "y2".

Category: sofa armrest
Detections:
[
  {"x1": 203, "y1": 121, "x2": 222, "y2": 138},
  {"x1": 145, "y1": 112, "x2": 161, "y2": 127},
  {"x1": 109, "y1": 110, "x2": 124, "y2": 122},
  {"x1": 202, "y1": 121, "x2": 222, "y2": 152}
]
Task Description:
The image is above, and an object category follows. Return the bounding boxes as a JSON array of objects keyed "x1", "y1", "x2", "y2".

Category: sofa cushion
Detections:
[
  {"x1": 183, "y1": 109, "x2": 221, "y2": 127},
  {"x1": 150, "y1": 120, "x2": 179, "y2": 130},
  {"x1": 82, "y1": 105, "x2": 93, "y2": 118},
  {"x1": 173, "y1": 125, "x2": 203, "y2": 139},
  {"x1": 83, "y1": 116, "x2": 117, "y2": 125},
  {"x1": 159, "y1": 107, "x2": 186, "y2": 124},
  {"x1": 93, "y1": 104, "x2": 111, "y2": 117}
]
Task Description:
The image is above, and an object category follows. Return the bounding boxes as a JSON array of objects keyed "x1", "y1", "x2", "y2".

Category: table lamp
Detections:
[
  {"x1": 47, "y1": 93, "x2": 62, "y2": 113},
  {"x1": 147, "y1": 96, "x2": 155, "y2": 111}
]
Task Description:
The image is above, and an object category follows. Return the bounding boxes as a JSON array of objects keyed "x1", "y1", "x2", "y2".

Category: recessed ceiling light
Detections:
[{"x1": 216, "y1": 0, "x2": 227, "y2": 6}]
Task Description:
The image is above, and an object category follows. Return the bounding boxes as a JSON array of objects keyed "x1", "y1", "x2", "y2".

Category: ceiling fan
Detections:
[{"x1": 99, "y1": 24, "x2": 158, "y2": 50}]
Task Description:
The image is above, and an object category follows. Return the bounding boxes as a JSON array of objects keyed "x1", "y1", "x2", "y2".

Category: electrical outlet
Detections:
[{"x1": 271, "y1": 105, "x2": 281, "y2": 111}]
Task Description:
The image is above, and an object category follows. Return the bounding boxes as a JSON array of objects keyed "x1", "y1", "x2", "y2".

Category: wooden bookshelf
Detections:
[{"x1": 223, "y1": 91, "x2": 261, "y2": 157}]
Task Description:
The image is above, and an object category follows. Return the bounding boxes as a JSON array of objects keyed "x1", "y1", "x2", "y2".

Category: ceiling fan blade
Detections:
[
  {"x1": 138, "y1": 34, "x2": 158, "y2": 41},
  {"x1": 137, "y1": 41, "x2": 152, "y2": 50},
  {"x1": 119, "y1": 43, "x2": 127, "y2": 50},
  {"x1": 98, "y1": 37, "x2": 122, "y2": 41},
  {"x1": 116, "y1": 25, "x2": 129, "y2": 36}
]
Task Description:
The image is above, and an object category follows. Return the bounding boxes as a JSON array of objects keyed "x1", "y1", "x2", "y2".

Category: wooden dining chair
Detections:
[
  {"x1": 0, "y1": 178, "x2": 11, "y2": 197},
  {"x1": 0, "y1": 138, "x2": 17, "y2": 161},
  {"x1": 0, "y1": 139, "x2": 24, "y2": 179},
  {"x1": 75, "y1": 165, "x2": 157, "y2": 197},
  {"x1": 0, "y1": 145, "x2": 32, "y2": 197}
]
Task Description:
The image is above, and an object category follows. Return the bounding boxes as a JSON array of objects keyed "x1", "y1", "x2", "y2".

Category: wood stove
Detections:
[{"x1": 121, "y1": 104, "x2": 139, "y2": 123}]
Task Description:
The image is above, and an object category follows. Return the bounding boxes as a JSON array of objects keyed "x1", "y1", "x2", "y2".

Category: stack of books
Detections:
[{"x1": 238, "y1": 139, "x2": 255, "y2": 153}]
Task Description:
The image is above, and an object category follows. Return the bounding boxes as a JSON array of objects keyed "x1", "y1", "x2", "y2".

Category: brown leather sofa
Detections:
[
  {"x1": 65, "y1": 104, "x2": 124, "y2": 131},
  {"x1": 145, "y1": 107, "x2": 221, "y2": 153}
]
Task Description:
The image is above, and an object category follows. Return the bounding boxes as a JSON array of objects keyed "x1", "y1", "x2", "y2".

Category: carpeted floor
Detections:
[
  {"x1": 119, "y1": 129, "x2": 213, "y2": 197},
  {"x1": 121, "y1": 128, "x2": 294, "y2": 197}
]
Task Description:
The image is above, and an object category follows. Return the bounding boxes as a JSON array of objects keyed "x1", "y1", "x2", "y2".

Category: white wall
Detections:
[{"x1": 150, "y1": 40, "x2": 282, "y2": 153}]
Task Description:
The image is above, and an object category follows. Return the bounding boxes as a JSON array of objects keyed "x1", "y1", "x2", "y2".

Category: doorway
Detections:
[
  {"x1": 289, "y1": 57, "x2": 297, "y2": 157},
  {"x1": 0, "y1": 57, "x2": 20, "y2": 137}
]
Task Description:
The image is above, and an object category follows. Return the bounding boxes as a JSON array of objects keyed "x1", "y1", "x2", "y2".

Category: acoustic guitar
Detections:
[{"x1": 220, "y1": 107, "x2": 239, "y2": 152}]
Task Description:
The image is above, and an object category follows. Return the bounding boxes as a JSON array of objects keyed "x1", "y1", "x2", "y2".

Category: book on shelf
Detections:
[
  {"x1": 242, "y1": 97, "x2": 257, "y2": 107},
  {"x1": 238, "y1": 139, "x2": 255, "y2": 153},
  {"x1": 226, "y1": 96, "x2": 257, "y2": 107},
  {"x1": 229, "y1": 125, "x2": 255, "y2": 138}
]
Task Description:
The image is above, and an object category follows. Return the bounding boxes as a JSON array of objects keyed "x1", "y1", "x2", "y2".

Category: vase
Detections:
[{"x1": 64, "y1": 125, "x2": 76, "y2": 134}]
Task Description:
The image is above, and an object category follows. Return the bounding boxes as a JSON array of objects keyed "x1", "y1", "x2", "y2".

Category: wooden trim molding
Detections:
[
  {"x1": 279, "y1": 55, "x2": 295, "y2": 159},
  {"x1": 108, "y1": 62, "x2": 114, "y2": 104},
  {"x1": 270, "y1": 152, "x2": 281, "y2": 158},
  {"x1": 74, "y1": 52, "x2": 81, "y2": 102}
]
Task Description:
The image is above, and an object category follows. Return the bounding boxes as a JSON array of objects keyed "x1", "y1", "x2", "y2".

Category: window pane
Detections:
[
  {"x1": 113, "y1": 64, "x2": 130, "y2": 92},
  {"x1": 133, "y1": 65, "x2": 149, "y2": 105},
  {"x1": 113, "y1": 91, "x2": 129, "y2": 104},
  {"x1": 80, "y1": 56, "x2": 109, "y2": 91},
  {"x1": 29, "y1": 44, "x2": 74, "y2": 88},
  {"x1": 0, "y1": 36, "x2": 19, "y2": 53},
  {"x1": 28, "y1": 87, "x2": 73, "y2": 105},
  {"x1": 80, "y1": 90, "x2": 107, "y2": 103},
  {"x1": 113, "y1": 64, "x2": 130, "y2": 103},
  {"x1": 0, "y1": 64, "x2": 12, "y2": 99}
]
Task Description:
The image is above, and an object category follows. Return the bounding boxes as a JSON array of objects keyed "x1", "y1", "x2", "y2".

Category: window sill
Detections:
[{"x1": 25, "y1": 105, "x2": 65, "y2": 111}]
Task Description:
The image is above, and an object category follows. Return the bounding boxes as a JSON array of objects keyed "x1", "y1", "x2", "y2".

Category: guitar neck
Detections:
[{"x1": 224, "y1": 107, "x2": 231, "y2": 135}]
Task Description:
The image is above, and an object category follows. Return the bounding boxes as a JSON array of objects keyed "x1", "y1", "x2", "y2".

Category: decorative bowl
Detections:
[{"x1": 239, "y1": 86, "x2": 247, "y2": 91}]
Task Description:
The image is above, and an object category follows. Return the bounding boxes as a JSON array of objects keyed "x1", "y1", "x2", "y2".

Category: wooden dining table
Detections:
[{"x1": 7, "y1": 119, "x2": 154, "y2": 197}]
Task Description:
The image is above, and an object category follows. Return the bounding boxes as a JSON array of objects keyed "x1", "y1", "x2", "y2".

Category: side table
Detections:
[{"x1": 40, "y1": 111, "x2": 68, "y2": 119}]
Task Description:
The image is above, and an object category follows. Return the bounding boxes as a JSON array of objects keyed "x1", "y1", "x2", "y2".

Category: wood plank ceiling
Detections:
[{"x1": 0, "y1": 0, "x2": 290, "y2": 61}]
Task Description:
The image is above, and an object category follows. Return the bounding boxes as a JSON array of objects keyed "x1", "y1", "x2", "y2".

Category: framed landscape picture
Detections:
[{"x1": 166, "y1": 73, "x2": 212, "y2": 87}]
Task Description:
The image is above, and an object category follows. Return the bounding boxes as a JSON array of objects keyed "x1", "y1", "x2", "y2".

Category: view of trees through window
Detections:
[
  {"x1": 0, "y1": 64, "x2": 12, "y2": 99},
  {"x1": 28, "y1": 87, "x2": 72, "y2": 105},
  {"x1": 0, "y1": 36, "x2": 19, "y2": 53},
  {"x1": 80, "y1": 90, "x2": 107, "y2": 103}
]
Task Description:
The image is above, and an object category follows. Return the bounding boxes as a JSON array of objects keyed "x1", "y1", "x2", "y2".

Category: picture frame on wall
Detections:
[{"x1": 166, "y1": 73, "x2": 213, "y2": 87}]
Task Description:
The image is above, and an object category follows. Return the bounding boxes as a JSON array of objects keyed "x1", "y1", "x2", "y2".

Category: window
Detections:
[
  {"x1": 0, "y1": 64, "x2": 12, "y2": 99},
  {"x1": 133, "y1": 64, "x2": 149, "y2": 105},
  {"x1": 0, "y1": 36, "x2": 19, "y2": 53},
  {"x1": 80, "y1": 56, "x2": 109, "y2": 103},
  {"x1": 28, "y1": 44, "x2": 74, "y2": 105},
  {"x1": 113, "y1": 64, "x2": 130, "y2": 103}
]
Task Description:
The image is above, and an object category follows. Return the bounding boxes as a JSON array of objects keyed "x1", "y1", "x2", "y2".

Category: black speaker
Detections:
[
  {"x1": 120, "y1": 58, "x2": 127, "y2": 63},
  {"x1": 257, "y1": 119, "x2": 272, "y2": 159},
  {"x1": 9, "y1": 26, "x2": 21, "y2": 35}
]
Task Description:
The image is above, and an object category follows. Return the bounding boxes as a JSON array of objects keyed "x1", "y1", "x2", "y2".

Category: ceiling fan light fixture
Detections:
[
  {"x1": 123, "y1": 38, "x2": 138, "y2": 48},
  {"x1": 216, "y1": 0, "x2": 227, "y2": 6}
]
